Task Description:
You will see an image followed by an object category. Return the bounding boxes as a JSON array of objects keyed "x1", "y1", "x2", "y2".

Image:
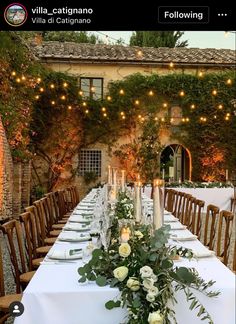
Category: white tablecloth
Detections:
[
  {"x1": 15, "y1": 192, "x2": 235, "y2": 324},
  {"x1": 144, "y1": 187, "x2": 233, "y2": 211}
]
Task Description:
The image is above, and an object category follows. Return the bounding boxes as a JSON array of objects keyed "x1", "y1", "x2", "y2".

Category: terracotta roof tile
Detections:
[{"x1": 33, "y1": 42, "x2": 236, "y2": 66}]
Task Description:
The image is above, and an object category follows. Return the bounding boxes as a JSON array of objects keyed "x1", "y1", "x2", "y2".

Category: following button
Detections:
[{"x1": 158, "y1": 6, "x2": 209, "y2": 24}]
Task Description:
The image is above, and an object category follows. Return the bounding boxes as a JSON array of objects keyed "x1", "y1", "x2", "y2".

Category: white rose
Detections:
[
  {"x1": 148, "y1": 285, "x2": 159, "y2": 296},
  {"x1": 126, "y1": 277, "x2": 140, "y2": 291},
  {"x1": 119, "y1": 243, "x2": 131, "y2": 258},
  {"x1": 148, "y1": 310, "x2": 163, "y2": 324},
  {"x1": 146, "y1": 293, "x2": 156, "y2": 303},
  {"x1": 151, "y1": 274, "x2": 157, "y2": 282},
  {"x1": 134, "y1": 230, "x2": 144, "y2": 239},
  {"x1": 143, "y1": 278, "x2": 155, "y2": 291},
  {"x1": 113, "y1": 266, "x2": 129, "y2": 282},
  {"x1": 140, "y1": 266, "x2": 153, "y2": 278}
]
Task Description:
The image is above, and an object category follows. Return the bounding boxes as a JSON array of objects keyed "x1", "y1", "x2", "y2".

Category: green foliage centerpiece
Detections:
[{"x1": 78, "y1": 195, "x2": 219, "y2": 324}]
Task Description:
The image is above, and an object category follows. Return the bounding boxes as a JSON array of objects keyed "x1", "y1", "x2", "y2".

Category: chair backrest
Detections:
[
  {"x1": 20, "y1": 211, "x2": 38, "y2": 271},
  {"x1": 216, "y1": 210, "x2": 234, "y2": 266},
  {"x1": 191, "y1": 199, "x2": 205, "y2": 238},
  {"x1": 32, "y1": 201, "x2": 47, "y2": 244},
  {"x1": 203, "y1": 204, "x2": 219, "y2": 250},
  {"x1": 0, "y1": 220, "x2": 27, "y2": 293},
  {"x1": 175, "y1": 192, "x2": 184, "y2": 220},
  {"x1": 0, "y1": 239, "x2": 5, "y2": 297},
  {"x1": 25, "y1": 205, "x2": 44, "y2": 248},
  {"x1": 184, "y1": 196, "x2": 196, "y2": 229},
  {"x1": 179, "y1": 193, "x2": 192, "y2": 224},
  {"x1": 164, "y1": 189, "x2": 175, "y2": 212}
]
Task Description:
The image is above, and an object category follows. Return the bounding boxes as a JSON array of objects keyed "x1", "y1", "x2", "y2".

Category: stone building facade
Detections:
[{"x1": 32, "y1": 42, "x2": 236, "y2": 196}]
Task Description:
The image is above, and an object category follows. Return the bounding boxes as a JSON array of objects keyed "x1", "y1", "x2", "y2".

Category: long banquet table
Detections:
[
  {"x1": 144, "y1": 186, "x2": 234, "y2": 211},
  {"x1": 15, "y1": 189, "x2": 235, "y2": 324}
]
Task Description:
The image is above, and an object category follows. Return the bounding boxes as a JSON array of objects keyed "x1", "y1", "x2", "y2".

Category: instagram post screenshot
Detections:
[{"x1": 0, "y1": 1, "x2": 235, "y2": 324}]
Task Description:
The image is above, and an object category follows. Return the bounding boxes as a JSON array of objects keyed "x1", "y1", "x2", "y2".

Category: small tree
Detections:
[{"x1": 130, "y1": 31, "x2": 188, "y2": 48}]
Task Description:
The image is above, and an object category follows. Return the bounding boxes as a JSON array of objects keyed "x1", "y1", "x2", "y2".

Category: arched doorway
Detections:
[{"x1": 160, "y1": 144, "x2": 191, "y2": 182}]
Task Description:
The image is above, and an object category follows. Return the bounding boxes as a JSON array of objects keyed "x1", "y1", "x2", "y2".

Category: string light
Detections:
[
  {"x1": 135, "y1": 100, "x2": 140, "y2": 105},
  {"x1": 161, "y1": 117, "x2": 165, "y2": 122},
  {"x1": 120, "y1": 111, "x2": 124, "y2": 116},
  {"x1": 170, "y1": 118, "x2": 174, "y2": 123},
  {"x1": 63, "y1": 82, "x2": 68, "y2": 88},
  {"x1": 200, "y1": 117, "x2": 207, "y2": 122},
  {"x1": 51, "y1": 101, "x2": 55, "y2": 105},
  {"x1": 198, "y1": 71, "x2": 203, "y2": 77},
  {"x1": 169, "y1": 62, "x2": 174, "y2": 68},
  {"x1": 119, "y1": 89, "x2": 124, "y2": 95},
  {"x1": 61, "y1": 95, "x2": 66, "y2": 100},
  {"x1": 186, "y1": 117, "x2": 189, "y2": 122},
  {"x1": 138, "y1": 115, "x2": 142, "y2": 119},
  {"x1": 218, "y1": 104, "x2": 223, "y2": 109},
  {"x1": 35, "y1": 95, "x2": 39, "y2": 100},
  {"x1": 137, "y1": 50, "x2": 143, "y2": 57},
  {"x1": 107, "y1": 96, "x2": 112, "y2": 101},
  {"x1": 212, "y1": 90, "x2": 217, "y2": 96},
  {"x1": 11, "y1": 71, "x2": 16, "y2": 76},
  {"x1": 21, "y1": 76, "x2": 26, "y2": 81},
  {"x1": 182, "y1": 118, "x2": 186, "y2": 122},
  {"x1": 163, "y1": 103, "x2": 168, "y2": 108},
  {"x1": 141, "y1": 117, "x2": 145, "y2": 122},
  {"x1": 36, "y1": 77, "x2": 41, "y2": 83},
  {"x1": 226, "y1": 79, "x2": 232, "y2": 85},
  {"x1": 68, "y1": 105, "x2": 72, "y2": 110},
  {"x1": 101, "y1": 107, "x2": 106, "y2": 112},
  {"x1": 214, "y1": 115, "x2": 217, "y2": 119},
  {"x1": 39, "y1": 87, "x2": 44, "y2": 92},
  {"x1": 179, "y1": 91, "x2": 185, "y2": 97},
  {"x1": 190, "y1": 104, "x2": 195, "y2": 109},
  {"x1": 82, "y1": 102, "x2": 87, "y2": 106},
  {"x1": 154, "y1": 117, "x2": 158, "y2": 121},
  {"x1": 91, "y1": 86, "x2": 95, "y2": 92},
  {"x1": 103, "y1": 112, "x2": 107, "y2": 117},
  {"x1": 79, "y1": 90, "x2": 83, "y2": 96},
  {"x1": 50, "y1": 84, "x2": 55, "y2": 89},
  {"x1": 226, "y1": 113, "x2": 230, "y2": 117},
  {"x1": 122, "y1": 115, "x2": 126, "y2": 120},
  {"x1": 85, "y1": 109, "x2": 89, "y2": 114},
  {"x1": 16, "y1": 78, "x2": 21, "y2": 83},
  {"x1": 148, "y1": 90, "x2": 154, "y2": 96},
  {"x1": 225, "y1": 116, "x2": 230, "y2": 120}
]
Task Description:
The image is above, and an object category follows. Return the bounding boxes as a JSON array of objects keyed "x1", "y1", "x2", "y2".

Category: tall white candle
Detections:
[
  {"x1": 108, "y1": 165, "x2": 112, "y2": 185},
  {"x1": 226, "y1": 169, "x2": 229, "y2": 182},
  {"x1": 153, "y1": 179, "x2": 164, "y2": 230},
  {"x1": 134, "y1": 181, "x2": 142, "y2": 223},
  {"x1": 113, "y1": 168, "x2": 117, "y2": 186},
  {"x1": 121, "y1": 169, "x2": 126, "y2": 192},
  {"x1": 162, "y1": 169, "x2": 165, "y2": 179},
  {"x1": 169, "y1": 166, "x2": 174, "y2": 178}
]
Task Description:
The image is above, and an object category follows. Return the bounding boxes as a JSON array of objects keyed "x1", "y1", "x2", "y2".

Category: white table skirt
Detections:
[
  {"x1": 15, "y1": 193, "x2": 235, "y2": 324},
  {"x1": 144, "y1": 187, "x2": 234, "y2": 211}
]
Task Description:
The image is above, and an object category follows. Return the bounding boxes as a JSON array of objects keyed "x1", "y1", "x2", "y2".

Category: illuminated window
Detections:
[
  {"x1": 78, "y1": 149, "x2": 102, "y2": 176},
  {"x1": 80, "y1": 78, "x2": 103, "y2": 99}
]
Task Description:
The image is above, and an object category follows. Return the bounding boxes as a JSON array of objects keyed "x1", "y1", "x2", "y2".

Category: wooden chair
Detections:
[
  {"x1": 184, "y1": 196, "x2": 196, "y2": 229},
  {"x1": 216, "y1": 210, "x2": 234, "y2": 266},
  {"x1": 164, "y1": 189, "x2": 175, "y2": 212},
  {"x1": 24, "y1": 205, "x2": 51, "y2": 255},
  {"x1": 0, "y1": 220, "x2": 35, "y2": 293},
  {"x1": 0, "y1": 238, "x2": 22, "y2": 323},
  {"x1": 179, "y1": 193, "x2": 192, "y2": 225},
  {"x1": 175, "y1": 192, "x2": 185, "y2": 220},
  {"x1": 19, "y1": 212, "x2": 44, "y2": 270},
  {"x1": 191, "y1": 199, "x2": 205, "y2": 238},
  {"x1": 203, "y1": 205, "x2": 219, "y2": 250}
]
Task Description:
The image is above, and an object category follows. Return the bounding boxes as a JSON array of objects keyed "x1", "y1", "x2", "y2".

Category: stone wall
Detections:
[{"x1": 0, "y1": 116, "x2": 13, "y2": 221}]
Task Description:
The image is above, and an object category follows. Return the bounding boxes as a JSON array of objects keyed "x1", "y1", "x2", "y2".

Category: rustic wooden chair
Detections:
[
  {"x1": 33, "y1": 200, "x2": 56, "y2": 246},
  {"x1": 172, "y1": 191, "x2": 181, "y2": 217},
  {"x1": 203, "y1": 204, "x2": 220, "y2": 250},
  {"x1": 24, "y1": 205, "x2": 51, "y2": 255},
  {"x1": 179, "y1": 193, "x2": 192, "y2": 224},
  {"x1": 184, "y1": 196, "x2": 196, "y2": 229},
  {"x1": 0, "y1": 238, "x2": 22, "y2": 323},
  {"x1": 190, "y1": 199, "x2": 205, "y2": 238},
  {"x1": 19, "y1": 212, "x2": 44, "y2": 270},
  {"x1": 175, "y1": 192, "x2": 185, "y2": 220},
  {"x1": 0, "y1": 220, "x2": 35, "y2": 293},
  {"x1": 216, "y1": 210, "x2": 234, "y2": 266},
  {"x1": 164, "y1": 189, "x2": 175, "y2": 212}
]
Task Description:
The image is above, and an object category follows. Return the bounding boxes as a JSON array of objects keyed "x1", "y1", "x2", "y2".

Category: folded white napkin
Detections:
[
  {"x1": 69, "y1": 215, "x2": 92, "y2": 223},
  {"x1": 164, "y1": 210, "x2": 172, "y2": 215},
  {"x1": 192, "y1": 247, "x2": 215, "y2": 258},
  {"x1": 58, "y1": 232, "x2": 91, "y2": 242},
  {"x1": 47, "y1": 249, "x2": 83, "y2": 260},
  {"x1": 169, "y1": 223, "x2": 186, "y2": 230},
  {"x1": 64, "y1": 223, "x2": 91, "y2": 231},
  {"x1": 76, "y1": 206, "x2": 94, "y2": 211},
  {"x1": 170, "y1": 233, "x2": 197, "y2": 241},
  {"x1": 164, "y1": 215, "x2": 178, "y2": 222}
]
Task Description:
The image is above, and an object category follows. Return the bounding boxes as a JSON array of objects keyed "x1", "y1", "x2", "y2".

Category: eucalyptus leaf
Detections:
[{"x1": 96, "y1": 275, "x2": 107, "y2": 287}]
